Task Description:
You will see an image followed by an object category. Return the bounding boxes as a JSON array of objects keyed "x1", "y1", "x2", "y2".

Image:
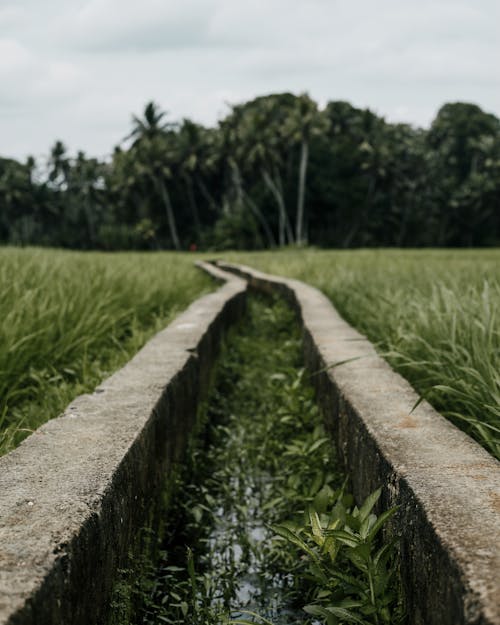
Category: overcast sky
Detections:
[{"x1": 1, "y1": 0, "x2": 499, "y2": 161}]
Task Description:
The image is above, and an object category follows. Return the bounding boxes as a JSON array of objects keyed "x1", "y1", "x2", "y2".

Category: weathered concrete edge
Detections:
[
  {"x1": 215, "y1": 260, "x2": 500, "y2": 625},
  {"x1": 0, "y1": 262, "x2": 247, "y2": 625}
]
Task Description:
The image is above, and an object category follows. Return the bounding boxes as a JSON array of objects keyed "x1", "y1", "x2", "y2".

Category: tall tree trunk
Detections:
[
  {"x1": 296, "y1": 138, "x2": 309, "y2": 245},
  {"x1": 229, "y1": 162, "x2": 272, "y2": 249},
  {"x1": 196, "y1": 177, "x2": 218, "y2": 213},
  {"x1": 243, "y1": 190, "x2": 276, "y2": 248},
  {"x1": 230, "y1": 161, "x2": 245, "y2": 208},
  {"x1": 158, "y1": 178, "x2": 180, "y2": 250},
  {"x1": 262, "y1": 169, "x2": 294, "y2": 247},
  {"x1": 262, "y1": 170, "x2": 284, "y2": 246},
  {"x1": 276, "y1": 171, "x2": 294, "y2": 245}
]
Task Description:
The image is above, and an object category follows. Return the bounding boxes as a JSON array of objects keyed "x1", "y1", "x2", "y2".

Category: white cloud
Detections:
[
  {"x1": 1, "y1": 0, "x2": 499, "y2": 160},
  {"x1": 57, "y1": 0, "x2": 217, "y2": 51},
  {"x1": 0, "y1": 6, "x2": 29, "y2": 32},
  {"x1": 0, "y1": 39, "x2": 34, "y2": 74}
]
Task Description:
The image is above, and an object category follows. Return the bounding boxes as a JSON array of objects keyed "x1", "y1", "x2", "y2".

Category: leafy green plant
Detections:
[{"x1": 272, "y1": 485, "x2": 404, "y2": 625}]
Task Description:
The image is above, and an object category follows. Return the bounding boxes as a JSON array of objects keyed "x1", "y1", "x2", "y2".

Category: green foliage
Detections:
[
  {"x1": 0, "y1": 248, "x2": 212, "y2": 454},
  {"x1": 225, "y1": 249, "x2": 500, "y2": 459},
  {"x1": 210, "y1": 203, "x2": 264, "y2": 250},
  {"x1": 2, "y1": 96, "x2": 500, "y2": 250},
  {"x1": 272, "y1": 486, "x2": 404, "y2": 625}
]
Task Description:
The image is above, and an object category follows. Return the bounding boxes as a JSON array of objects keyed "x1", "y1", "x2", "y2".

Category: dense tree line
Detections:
[{"x1": 1, "y1": 95, "x2": 499, "y2": 250}]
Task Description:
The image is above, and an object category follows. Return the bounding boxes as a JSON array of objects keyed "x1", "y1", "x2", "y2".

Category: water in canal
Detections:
[{"x1": 133, "y1": 294, "x2": 342, "y2": 625}]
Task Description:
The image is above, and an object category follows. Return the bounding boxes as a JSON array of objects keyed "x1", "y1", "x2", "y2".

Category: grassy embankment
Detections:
[
  {"x1": 3, "y1": 247, "x2": 498, "y2": 460},
  {"x1": 0, "y1": 248, "x2": 212, "y2": 455},
  {"x1": 225, "y1": 249, "x2": 500, "y2": 460}
]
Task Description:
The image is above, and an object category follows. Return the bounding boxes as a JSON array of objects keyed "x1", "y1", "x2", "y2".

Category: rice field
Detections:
[
  {"x1": 0, "y1": 248, "x2": 212, "y2": 455},
  {"x1": 226, "y1": 249, "x2": 500, "y2": 460},
  {"x1": 2, "y1": 247, "x2": 499, "y2": 462}
]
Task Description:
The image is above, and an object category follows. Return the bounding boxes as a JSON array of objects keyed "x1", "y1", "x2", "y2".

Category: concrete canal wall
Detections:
[
  {"x1": 0, "y1": 263, "x2": 246, "y2": 625},
  {"x1": 216, "y1": 261, "x2": 500, "y2": 625},
  {"x1": 1, "y1": 260, "x2": 498, "y2": 625}
]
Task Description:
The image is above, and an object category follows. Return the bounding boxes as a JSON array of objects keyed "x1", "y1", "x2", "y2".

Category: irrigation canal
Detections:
[
  {"x1": 120, "y1": 294, "x2": 339, "y2": 624},
  {"x1": 119, "y1": 293, "x2": 403, "y2": 625}
]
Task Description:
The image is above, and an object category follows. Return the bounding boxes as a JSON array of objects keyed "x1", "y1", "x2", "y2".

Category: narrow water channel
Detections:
[
  {"x1": 126, "y1": 294, "x2": 404, "y2": 625},
  {"x1": 127, "y1": 293, "x2": 341, "y2": 625}
]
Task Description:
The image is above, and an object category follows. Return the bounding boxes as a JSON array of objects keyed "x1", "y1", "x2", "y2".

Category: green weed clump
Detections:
[
  {"x1": 271, "y1": 485, "x2": 403, "y2": 625},
  {"x1": 225, "y1": 249, "x2": 500, "y2": 459},
  {"x1": 0, "y1": 248, "x2": 212, "y2": 455}
]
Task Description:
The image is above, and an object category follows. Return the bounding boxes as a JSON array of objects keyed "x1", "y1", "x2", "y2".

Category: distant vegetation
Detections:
[
  {"x1": 0, "y1": 249, "x2": 212, "y2": 455},
  {"x1": 227, "y1": 249, "x2": 500, "y2": 459},
  {"x1": 1, "y1": 95, "x2": 499, "y2": 250}
]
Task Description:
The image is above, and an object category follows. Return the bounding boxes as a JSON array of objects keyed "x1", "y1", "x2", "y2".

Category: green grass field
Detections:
[
  {"x1": 0, "y1": 248, "x2": 212, "y2": 455},
  {"x1": 225, "y1": 249, "x2": 500, "y2": 460},
  {"x1": 1, "y1": 247, "x2": 499, "y2": 462}
]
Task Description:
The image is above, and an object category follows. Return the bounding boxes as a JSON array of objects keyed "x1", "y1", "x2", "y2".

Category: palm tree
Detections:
[
  {"x1": 284, "y1": 94, "x2": 325, "y2": 245},
  {"x1": 176, "y1": 119, "x2": 221, "y2": 240},
  {"x1": 126, "y1": 102, "x2": 181, "y2": 250},
  {"x1": 230, "y1": 98, "x2": 294, "y2": 247},
  {"x1": 48, "y1": 140, "x2": 70, "y2": 188},
  {"x1": 127, "y1": 101, "x2": 170, "y2": 144},
  {"x1": 219, "y1": 105, "x2": 278, "y2": 248},
  {"x1": 71, "y1": 151, "x2": 107, "y2": 246}
]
